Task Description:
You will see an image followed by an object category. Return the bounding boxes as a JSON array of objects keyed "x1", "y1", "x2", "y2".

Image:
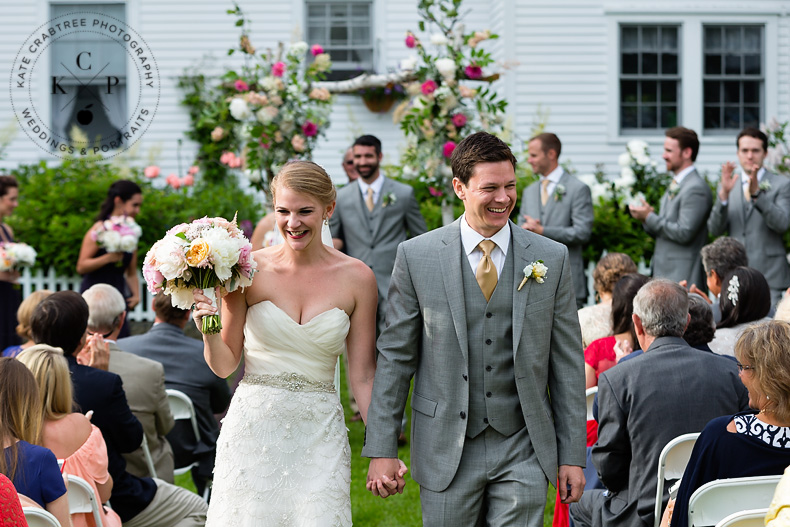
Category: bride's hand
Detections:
[{"x1": 192, "y1": 288, "x2": 218, "y2": 334}]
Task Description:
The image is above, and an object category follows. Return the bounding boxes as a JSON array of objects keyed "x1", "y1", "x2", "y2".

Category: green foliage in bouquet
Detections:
[{"x1": 7, "y1": 158, "x2": 260, "y2": 276}]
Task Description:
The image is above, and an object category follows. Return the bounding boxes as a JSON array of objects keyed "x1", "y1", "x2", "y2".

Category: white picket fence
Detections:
[{"x1": 18, "y1": 268, "x2": 155, "y2": 321}]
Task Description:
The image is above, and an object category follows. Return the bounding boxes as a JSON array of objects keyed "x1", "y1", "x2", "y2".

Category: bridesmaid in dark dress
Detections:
[
  {"x1": 0, "y1": 176, "x2": 21, "y2": 351},
  {"x1": 77, "y1": 180, "x2": 142, "y2": 338}
]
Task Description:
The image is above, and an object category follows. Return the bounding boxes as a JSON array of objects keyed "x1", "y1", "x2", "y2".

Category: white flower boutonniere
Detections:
[
  {"x1": 382, "y1": 192, "x2": 397, "y2": 208},
  {"x1": 759, "y1": 180, "x2": 772, "y2": 192},
  {"x1": 667, "y1": 180, "x2": 680, "y2": 199},
  {"x1": 554, "y1": 184, "x2": 566, "y2": 202},
  {"x1": 518, "y1": 260, "x2": 548, "y2": 291}
]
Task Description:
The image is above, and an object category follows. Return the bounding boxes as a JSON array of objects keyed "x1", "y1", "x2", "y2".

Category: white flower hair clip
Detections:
[{"x1": 727, "y1": 275, "x2": 740, "y2": 306}]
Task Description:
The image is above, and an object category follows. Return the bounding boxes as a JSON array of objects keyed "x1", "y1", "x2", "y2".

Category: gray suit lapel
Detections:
[
  {"x1": 369, "y1": 177, "x2": 390, "y2": 242},
  {"x1": 510, "y1": 223, "x2": 532, "y2": 355},
  {"x1": 439, "y1": 221, "x2": 469, "y2": 363}
]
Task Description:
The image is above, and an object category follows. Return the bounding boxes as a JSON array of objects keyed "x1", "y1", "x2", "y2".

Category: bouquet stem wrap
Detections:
[{"x1": 201, "y1": 287, "x2": 222, "y2": 335}]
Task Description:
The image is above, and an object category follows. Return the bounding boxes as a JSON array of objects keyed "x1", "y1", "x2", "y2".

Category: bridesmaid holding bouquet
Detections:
[{"x1": 0, "y1": 176, "x2": 21, "y2": 351}]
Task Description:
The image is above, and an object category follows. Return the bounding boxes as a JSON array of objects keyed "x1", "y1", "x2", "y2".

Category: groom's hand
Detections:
[
  {"x1": 558, "y1": 465, "x2": 585, "y2": 504},
  {"x1": 367, "y1": 458, "x2": 407, "y2": 498}
]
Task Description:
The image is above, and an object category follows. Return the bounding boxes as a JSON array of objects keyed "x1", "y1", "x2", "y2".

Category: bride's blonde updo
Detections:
[{"x1": 271, "y1": 161, "x2": 336, "y2": 206}]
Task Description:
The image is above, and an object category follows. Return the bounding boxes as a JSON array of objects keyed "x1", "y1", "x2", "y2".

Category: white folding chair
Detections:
[
  {"x1": 67, "y1": 474, "x2": 103, "y2": 527},
  {"x1": 166, "y1": 389, "x2": 211, "y2": 501},
  {"x1": 715, "y1": 508, "x2": 768, "y2": 527},
  {"x1": 653, "y1": 432, "x2": 700, "y2": 527},
  {"x1": 688, "y1": 475, "x2": 782, "y2": 527},
  {"x1": 22, "y1": 507, "x2": 61, "y2": 527},
  {"x1": 140, "y1": 433, "x2": 157, "y2": 478},
  {"x1": 585, "y1": 386, "x2": 597, "y2": 421}
]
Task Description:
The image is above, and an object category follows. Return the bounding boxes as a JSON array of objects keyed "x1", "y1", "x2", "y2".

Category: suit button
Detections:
[
  {"x1": 485, "y1": 339, "x2": 492, "y2": 345},
  {"x1": 460, "y1": 411, "x2": 466, "y2": 419},
  {"x1": 483, "y1": 418, "x2": 489, "y2": 424},
  {"x1": 486, "y1": 392, "x2": 492, "y2": 398},
  {"x1": 486, "y1": 365, "x2": 492, "y2": 372},
  {"x1": 462, "y1": 374, "x2": 468, "y2": 381},
  {"x1": 486, "y1": 312, "x2": 493, "y2": 318}
]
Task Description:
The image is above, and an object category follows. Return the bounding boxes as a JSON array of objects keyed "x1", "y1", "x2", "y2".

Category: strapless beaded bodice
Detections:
[{"x1": 242, "y1": 301, "x2": 350, "y2": 384}]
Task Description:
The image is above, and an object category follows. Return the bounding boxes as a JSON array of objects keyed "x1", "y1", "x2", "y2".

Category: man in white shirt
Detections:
[
  {"x1": 629, "y1": 127, "x2": 712, "y2": 289},
  {"x1": 520, "y1": 132, "x2": 593, "y2": 308},
  {"x1": 708, "y1": 127, "x2": 790, "y2": 306}
]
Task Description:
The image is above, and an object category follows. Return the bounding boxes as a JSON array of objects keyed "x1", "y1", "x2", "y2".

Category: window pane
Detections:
[
  {"x1": 704, "y1": 81, "x2": 720, "y2": 103},
  {"x1": 724, "y1": 81, "x2": 741, "y2": 103},
  {"x1": 330, "y1": 25, "x2": 348, "y2": 44},
  {"x1": 661, "y1": 106, "x2": 677, "y2": 128},
  {"x1": 724, "y1": 27, "x2": 741, "y2": 51},
  {"x1": 744, "y1": 27, "x2": 761, "y2": 52},
  {"x1": 743, "y1": 81, "x2": 759, "y2": 103},
  {"x1": 704, "y1": 27, "x2": 721, "y2": 50},
  {"x1": 704, "y1": 54, "x2": 721, "y2": 75},
  {"x1": 330, "y1": 4, "x2": 348, "y2": 17},
  {"x1": 330, "y1": 49, "x2": 349, "y2": 61},
  {"x1": 622, "y1": 53, "x2": 638, "y2": 75},
  {"x1": 744, "y1": 54, "x2": 761, "y2": 75},
  {"x1": 621, "y1": 81, "x2": 638, "y2": 103},
  {"x1": 351, "y1": 26, "x2": 370, "y2": 45},
  {"x1": 643, "y1": 53, "x2": 658, "y2": 74},
  {"x1": 724, "y1": 54, "x2": 741, "y2": 75},
  {"x1": 661, "y1": 27, "x2": 678, "y2": 51},
  {"x1": 621, "y1": 106, "x2": 638, "y2": 128},
  {"x1": 661, "y1": 81, "x2": 676, "y2": 103},
  {"x1": 704, "y1": 106, "x2": 721, "y2": 129},
  {"x1": 351, "y1": 4, "x2": 369, "y2": 16},
  {"x1": 307, "y1": 5, "x2": 325, "y2": 17},
  {"x1": 622, "y1": 27, "x2": 638, "y2": 50},
  {"x1": 743, "y1": 106, "x2": 760, "y2": 128},
  {"x1": 350, "y1": 48, "x2": 372, "y2": 63},
  {"x1": 641, "y1": 27, "x2": 658, "y2": 50},
  {"x1": 724, "y1": 106, "x2": 740, "y2": 128},
  {"x1": 662, "y1": 53, "x2": 678, "y2": 75},
  {"x1": 641, "y1": 81, "x2": 657, "y2": 103},
  {"x1": 307, "y1": 25, "x2": 326, "y2": 42},
  {"x1": 641, "y1": 106, "x2": 657, "y2": 128}
]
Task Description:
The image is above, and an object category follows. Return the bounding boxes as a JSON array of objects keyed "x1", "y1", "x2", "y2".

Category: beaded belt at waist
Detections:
[{"x1": 241, "y1": 372, "x2": 336, "y2": 393}]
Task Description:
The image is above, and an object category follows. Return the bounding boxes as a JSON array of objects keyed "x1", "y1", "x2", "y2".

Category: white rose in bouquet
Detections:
[
  {"x1": 435, "y1": 58, "x2": 456, "y2": 81},
  {"x1": 230, "y1": 98, "x2": 251, "y2": 120}
]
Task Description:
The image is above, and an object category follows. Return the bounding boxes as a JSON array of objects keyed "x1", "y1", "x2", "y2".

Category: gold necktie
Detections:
[
  {"x1": 476, "y1": 240, "x2": 498, "y2": 302},
  {"x1": 744, "y1": 183, "x2": 752, "y2": 203},
  {"x1": 365, "y1": 187, "x2": 375, "y2": 212},
  {"x1": 540, "y1": 178, "x2": 550, "y2": 206}
]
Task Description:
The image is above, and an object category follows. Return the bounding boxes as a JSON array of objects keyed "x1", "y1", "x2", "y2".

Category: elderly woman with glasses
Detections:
[{"x1": 661, "y1": 320, "x2": 790, "y2": 527}]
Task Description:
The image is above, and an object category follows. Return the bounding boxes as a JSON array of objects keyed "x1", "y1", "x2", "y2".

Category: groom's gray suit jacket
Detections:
[
  {"x1": 329, "y1": 177, "x2": 427, "y2": 305},
  {"x1": 362, "y1": 219, "x2": 586, "y2": 491},
  {"x1": 519, "y1": 170, "x2": 593, "y2": 304}
]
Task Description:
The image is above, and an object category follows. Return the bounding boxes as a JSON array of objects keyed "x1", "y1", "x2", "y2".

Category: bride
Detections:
[{"x1": 193, "y1": 161, "x2": 380, "y2": 525}]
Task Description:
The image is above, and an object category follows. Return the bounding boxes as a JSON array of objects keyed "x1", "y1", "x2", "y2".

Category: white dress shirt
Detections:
[
  {"x1": 460, "y1": 215, "x2": 510, "y2": 278},
  {"x1": 539, "y1": 165, "x2": 564, "y2": 198},
  {"x1": 672, "y1": 165, "x2": 696, "y2": 185},
  {"x1": 358, "y1": 175, "x2": 385, "y2": 206}
]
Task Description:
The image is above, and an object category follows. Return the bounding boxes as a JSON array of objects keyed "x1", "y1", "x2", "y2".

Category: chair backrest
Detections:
[
  {"x1": 689, "y1": 475, "x2": 782, "y2": 527},
  {"x1": 67, "y1": 474, "x2": 103, "y2": 527},
  {"x1": 140, "y1": 433, "x2": 157, "y2": 478},
  {"x1": 23, "y1": 507, "x2": 61, "y2": 527},
  {"x1": 714, "y1": 508, "x2": 768, "y2": 527},
  {"x1": 166, "y1": 389, "x2": 201, "y2": 443},
  {"x1": 585, "y1": 386, "x2": 597, "y2": 421},
  {"x1": 653, "y1": 432, "x2": 700, "y2": 527}
]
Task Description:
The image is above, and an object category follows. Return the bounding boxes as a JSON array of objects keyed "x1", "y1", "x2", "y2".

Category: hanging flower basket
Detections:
[{"x1": 358, "y1": 82, "x2": 406, "y2": 113}]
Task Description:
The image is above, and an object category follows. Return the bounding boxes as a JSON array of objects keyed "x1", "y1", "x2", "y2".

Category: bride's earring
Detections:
[{"x1": 323, "y1": 217, "x2": 329, "y2": 226}]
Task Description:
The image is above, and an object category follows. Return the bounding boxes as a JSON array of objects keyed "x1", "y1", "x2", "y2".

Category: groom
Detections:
[{"x1": 363, "y1": 132, "x2": 586, "y2": 525}]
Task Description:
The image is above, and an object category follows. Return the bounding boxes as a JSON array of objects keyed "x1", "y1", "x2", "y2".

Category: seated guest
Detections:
[
  {"x1": 765, "y1": 465, "x2": 790, "y2": 526},
  {"x1": 118, "y1": 293, "x2": 231, "y2": 495},
  {"x1": 0, "y1": 358, "x2": 70, "y2": 527},
  {"x1": 584, "y1": 273, "x2": 649, "y2": 387},
  {"x1": 696, "y1": 237, "x2": 749, "y2": 323},
  {"x1": 570, "y1": 279, "x2": 749, "y2": 527},
  {"x1": 666, "y1": 321, "x2": 790, "y2": 527},
  {"x1": 82, "y1": 284, "x2": 175, "y2": 482},
  {"x1": 0, "y1": 473, "x2": 28, "y2": 527},
  {"x1": 709, "y1": 267, "x2": 771, "y2": 356},
  {"x1": 30, "y1": 290, "x2": 207, "y2": 527},
  {"x1": 17, "y1": 344, "x2": 122, "y2": 527},
  {"x1": 1, "y1": 289, "x2": 52, "y2": 357},
  {"x1": 578, "y1": 253, "x2": 638, "y2": 348}
]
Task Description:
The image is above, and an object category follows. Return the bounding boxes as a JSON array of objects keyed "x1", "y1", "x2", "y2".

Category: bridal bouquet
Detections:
[
  {"x1": 0, "y1": 242, "x2": 37, "y2": 272},
  {"x1": 93, "y1": 216, "x2": 142, "y2": 253},
  {"x1": 142, "y1": 215, "x2": 257, "y2": 334}
]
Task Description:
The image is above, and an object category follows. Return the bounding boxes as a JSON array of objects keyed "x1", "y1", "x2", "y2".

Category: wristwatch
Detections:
[{"x1": 751, "y1": 189, "x2": 763, "y2": 200}]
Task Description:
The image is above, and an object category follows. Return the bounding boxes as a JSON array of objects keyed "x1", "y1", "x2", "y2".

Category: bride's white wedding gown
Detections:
[{"x1": 206, "y1": 300, "x2": 352, "y2": 526}]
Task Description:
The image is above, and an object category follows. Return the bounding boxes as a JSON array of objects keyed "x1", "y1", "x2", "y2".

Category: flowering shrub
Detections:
[
  {"x1": 396, "y1": 0, "x2": 508, "y2": 207},
  {"x1": 763, "y1": 118, "x2": 790, "y2": 175},
  {"x1": 179, "y1": 4, "x2": 332, "y2": 191}
]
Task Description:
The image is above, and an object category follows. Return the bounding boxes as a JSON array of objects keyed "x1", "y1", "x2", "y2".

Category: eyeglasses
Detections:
[
  {"x1": 87, "y1": 329, "x2": 113, "y2": 339},
  {"x1": 736, "y1": 362, "x2": 755, "y2": 373},
  {"x1": 344, "y1": 160, "x2": 354, "y2": 166}
]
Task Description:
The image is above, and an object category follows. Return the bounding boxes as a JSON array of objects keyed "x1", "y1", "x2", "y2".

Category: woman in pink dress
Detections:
[{"x1": 17, "y1": 345, "x2": 122, "y2": 527}]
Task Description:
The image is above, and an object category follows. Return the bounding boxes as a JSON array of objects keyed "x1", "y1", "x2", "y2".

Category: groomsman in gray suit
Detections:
[
  {"x1": 330, "y1": 135, "x2": 427, "y2": 331},
  {"x1": 630, "y1": 127, "x2": 712, "y2": 289},
  {"x1": 364, "y1": 132, "x2": 586, "y2": 525},
  {"x1": 520, "y1": 133, "x2": 593, "y2": 308},
  {"x1": 708, "y1": 127, "x2": 790, "y2": 306}
]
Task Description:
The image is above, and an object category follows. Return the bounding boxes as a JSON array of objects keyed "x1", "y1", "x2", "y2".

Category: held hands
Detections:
[
  {"x1": 104, "y1": 251, "x2": 125, "y2": 264},
  {"x1": 76, "y1": 334, "x2": 110, "y2": 370},
  {"x1": 614, "y1": 339, "x2": 633, "y2": 364},
  {"x1": 521, "y1": 215, "x2": 544, "y2": 235},
  {"x1": 191, "y1": 288, "x2": 219, "y2": 335},
  {"x1": 628, "y1": 198, "x2": 654, "y2": 222},
  {"x1": 367, "y1": 458, "x2": 408, "y2": 498}
]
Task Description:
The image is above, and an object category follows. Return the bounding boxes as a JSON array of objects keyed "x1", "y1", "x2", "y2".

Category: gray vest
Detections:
[{"x1": 462, "y1": 241, "x2": 525, "y2": 438}]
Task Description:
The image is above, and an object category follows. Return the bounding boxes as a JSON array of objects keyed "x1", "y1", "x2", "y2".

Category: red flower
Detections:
[
  {"x1": 272, "y1": 62, "x2": 286, "y2": 77},
  {"x1": 442, "y1": 141, "x2": 456, "y2": 158},
  {"x1": 234, "y1": 79, "x2": 249, "y2": 92},
  {"x1": 464, "y1": 64, "x2": 483, "y2": 79},
  {"x1": 452, "y1": 113, "x2": 467, "y2": 128},
  {"x1": 405, "y1": 34, "x2": 416, "y2": 48},
  {"x1": 421, "y1": 80, "x2": 438, "y2": 95},
  {"x1": 302, "y1": 121, "x2": 318, "y2": 137},
  {"x1": 311, "y1": 44, "x2": 324, "y2": 56},
  {"x1": 144, "y1": 165, "x2": 160, "y2": 179},
  {"x1": 429, "y1": 186, "x2": 444, "y2": 197}
]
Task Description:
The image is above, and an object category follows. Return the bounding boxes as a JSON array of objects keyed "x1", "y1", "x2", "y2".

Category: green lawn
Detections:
[{"x1": 176, "y1": 363, "x2": 558, "y2": 526}]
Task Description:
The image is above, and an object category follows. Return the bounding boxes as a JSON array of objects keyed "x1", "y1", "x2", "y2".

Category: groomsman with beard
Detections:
[
  {"x1": 629, "y1": 127, "x2": 712, "y2": 290},
  {"x1": 707, "y1": 127, "x2": 790, "y2": 306}
]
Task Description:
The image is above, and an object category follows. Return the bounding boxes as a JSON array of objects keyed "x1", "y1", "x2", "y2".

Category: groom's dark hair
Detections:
[
  {"x1": 451, "y1": 132, "x2": 517, "y2": 186},
  {"x1": 354, "y1": 134, "x2": 382, "y2": 155}
]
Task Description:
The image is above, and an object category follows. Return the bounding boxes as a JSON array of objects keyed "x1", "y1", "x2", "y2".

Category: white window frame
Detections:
[
  {"x1": 605, "y1": 3, "x2": 778, "y2": 146},
  {"x1": 304, "y1": 0, "x2": 375, "y2": 78}
]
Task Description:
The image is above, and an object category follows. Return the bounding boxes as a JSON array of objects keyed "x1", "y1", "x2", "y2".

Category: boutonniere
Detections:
[
  {"x1": 667, "y1": 180, "x2": 680, "y2": 199},
  {"x1": 382, "y1": 192, "x2": 397, "y2": 208},
  {"x1": 518, "y1": 260, "x2": 548, "y2": 291},
  {"x1": 554, "y1": 184, "x2": 566, "y2": 202},
  {"x1": 759, "y1": 180, "x2": 772, "y2": 192}
]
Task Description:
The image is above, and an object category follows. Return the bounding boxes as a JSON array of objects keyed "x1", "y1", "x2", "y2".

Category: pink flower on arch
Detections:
[
  {"x1": 144, "y1": 165, "x2": 160, "y2": 179},
  {"x1": 188, "y1": 165, "x2": 200, "y2": 176},
  {"x1": 421, "y1": 80, "x2": 438, "y2": 95},
  {"x1": 181, "y1": 174, "x2": 195, "y2": 187},
  {"x1": 452, "y1": 113, "x2": 467, "y2": 128},
  {"x1": 464, "y1": 64, "x2": 483, "y2": 79},
  {"x1": 405, "y1": 33, "x2": 416, "y2": 48},
  {"x1": 311, "y1": 44, "x2": 324, "y2": 56},
  {"x1": 429, "y1": 186, "x2": 444, "y2": 197},
  {"x1": 302, "y1": 121, "x2": 318, "y2": 137},
  {"x1": 234, "y1": 79, "x2": 249, "y2": 92},
  {"x1": 272, "y1": 62, "x2": 286, "y2": 77},
  {"x1": 442, "y1": 141, "x2": 456, "y2": 158},
  {"x1": 166, "y1": 173, "x2": 181, "y2": 189}
]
